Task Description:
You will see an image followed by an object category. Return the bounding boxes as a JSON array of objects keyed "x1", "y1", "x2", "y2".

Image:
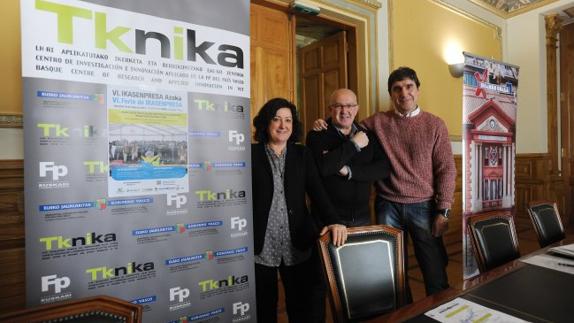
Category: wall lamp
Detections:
[
  {"x1": 448, "y1": 63, "x2": 464, "y2": 78},
  {"x1": 443, "y1": 40, "x2": 464, "y2": 78}
]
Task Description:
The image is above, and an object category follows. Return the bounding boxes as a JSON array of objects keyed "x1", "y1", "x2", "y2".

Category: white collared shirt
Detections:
[{"x1": 394, "y1": 106, "x2": 421, "y2": 118}]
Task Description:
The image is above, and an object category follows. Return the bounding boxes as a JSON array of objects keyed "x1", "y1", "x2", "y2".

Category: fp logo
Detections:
[
  {"x1": 41, "y1": 275, "x2": 71, "y2": 293},
  {"x1": 233, "y1": 302, "x2": 250, "y2": 316},
  {"x1": 169, "y1": 287, "x2": 190, "y2": 302},
  {"x1": 39, "y1": 162, "x2": 68, "y2": 180},
  {"x1": 231, "y1": 217, "x2": 247, "y2": 231},
  {"x1": 229, "y1": 130, "x2": 245, "y2": 145},
  {"x1": 167, "y1": 193, "x2": 187, "y2": 208}
]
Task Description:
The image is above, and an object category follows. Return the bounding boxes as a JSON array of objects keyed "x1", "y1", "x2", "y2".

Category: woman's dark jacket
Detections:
[{"x1": 251, "y1": 142, "x2": 341, "y2": 254}]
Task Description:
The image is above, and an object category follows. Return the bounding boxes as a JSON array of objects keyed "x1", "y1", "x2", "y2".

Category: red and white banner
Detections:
[{"x1": 461, "y1": 53, "x2": 520, "y2": 278}]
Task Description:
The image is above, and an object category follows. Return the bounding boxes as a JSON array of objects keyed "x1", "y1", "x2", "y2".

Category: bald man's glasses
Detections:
[{"x1": 330, "y1": 104, "x2": 357, "y2": 110}]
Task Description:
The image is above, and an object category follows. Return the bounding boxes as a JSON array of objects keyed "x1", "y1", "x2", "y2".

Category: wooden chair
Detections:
[
  {"x1": 0, "y1": 295, "x2": 142, "y2": 323},
  {"x1": 317, "y1": 225, "x2": 406, "y2": 323},
  {"x1": 527, "y1": 201, "x2": 566, "y2": 247},
  {"x1": 467, "y1": 211, "x2": 520, "y2": 273}
]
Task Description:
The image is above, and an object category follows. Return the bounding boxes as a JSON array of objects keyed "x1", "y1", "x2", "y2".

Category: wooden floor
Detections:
[{"x1": 277, "y1": 217, "x2": 574, "y2": 323}]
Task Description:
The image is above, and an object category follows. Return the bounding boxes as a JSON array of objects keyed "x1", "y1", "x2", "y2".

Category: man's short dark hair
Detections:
[
  {"x1": 253, "y1": 97, "x2": 301, "y2": 143},
  {"x1": 388, "y1": 66, "x2": 421, "y2": 93}
]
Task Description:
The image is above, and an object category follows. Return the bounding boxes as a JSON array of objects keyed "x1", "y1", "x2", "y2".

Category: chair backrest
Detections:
[
  {"x1": 527, "y1": 201, "x2": 565, "y2": 247},
  {"x1": 317, "y1": 225, "x2": 406, "y2": 323},
  {"x1": 467, "y1": 211, "x2": 520, "y2": 273},
  {"x1": 0, "y1": 295, "x2": 142, "y2": 323}
]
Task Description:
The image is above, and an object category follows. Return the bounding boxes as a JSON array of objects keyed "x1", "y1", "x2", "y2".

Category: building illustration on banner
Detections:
[{"x1": 462, "y1": 53, "x2": 519, "y2": 278}]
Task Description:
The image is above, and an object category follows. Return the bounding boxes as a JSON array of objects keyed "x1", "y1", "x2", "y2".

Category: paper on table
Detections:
[
  {"x1": 547, "y1": 243, "x2": 574, "y2": 259},
  {"x1": 425, "y1": 297, "x2": 528, "y2": 323},
  {"x1": 521, "y1": 253, "x2": 574, "y2": 274}
]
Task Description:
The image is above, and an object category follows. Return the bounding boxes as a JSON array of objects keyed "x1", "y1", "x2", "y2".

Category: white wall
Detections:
[
  {"x1": 506, "y1": 0, "x2": 574, "y2": 153},
  {"x1": 377, "y1": 0, "x2": 390, "y2": 109}
]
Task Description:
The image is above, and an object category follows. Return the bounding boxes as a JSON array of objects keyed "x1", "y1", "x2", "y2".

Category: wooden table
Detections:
[{"x1": 367, "y1": 238, "x2": 574, "y2": 322}]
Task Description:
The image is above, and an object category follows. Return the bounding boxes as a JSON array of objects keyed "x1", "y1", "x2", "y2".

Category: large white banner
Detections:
[
  {"x1": 462, "y1": 52, "x2": 519, "y2": 279},
  {"x1": 22, "y1": 0, "x2": 255, "y2": 322}
]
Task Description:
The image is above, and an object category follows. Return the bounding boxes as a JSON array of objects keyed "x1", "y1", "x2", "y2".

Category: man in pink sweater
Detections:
[
  {"x1": 362, "y1": 67, "x2": 456, "y2": 300},
  {"x1": 315, "y1": 67, "x2": 455, "y2": 301}
]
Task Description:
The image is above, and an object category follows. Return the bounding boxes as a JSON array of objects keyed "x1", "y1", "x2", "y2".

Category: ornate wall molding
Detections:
[
  {"x1": 467, "y1": 0, "x2": 559, "y2": 18},
  {"x1": 433, "y1": 0, "x2": 502, "y2": 39},
  {"x1": 545, "y1": 14, "x2": 562, "y2": 176}
]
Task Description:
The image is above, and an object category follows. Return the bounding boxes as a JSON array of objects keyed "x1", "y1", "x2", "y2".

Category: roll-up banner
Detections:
[
  {"x1": 22, "y1": 0, "x2": 255, "y2": 321},
  {"x1": 461, "y1": 52, "x2": 519, "y2": 279}
]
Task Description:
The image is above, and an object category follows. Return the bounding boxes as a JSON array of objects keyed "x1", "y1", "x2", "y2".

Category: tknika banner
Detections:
[{"x1": 21, "y1": 0, "x2": 255, "y2": 321}]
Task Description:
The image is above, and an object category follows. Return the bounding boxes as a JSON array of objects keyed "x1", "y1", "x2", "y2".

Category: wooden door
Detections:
[
  {"x1": 250, "y1": 3, "x2": 295, "y2": 134},
  {"x1": 300, "y1": 31, "x2": 348, "y2": 138}
]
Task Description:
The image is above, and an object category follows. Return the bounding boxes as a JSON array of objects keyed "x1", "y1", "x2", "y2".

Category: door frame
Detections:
[{"x1": 251, "y1": 0, "x2": 382, "y2": 121}]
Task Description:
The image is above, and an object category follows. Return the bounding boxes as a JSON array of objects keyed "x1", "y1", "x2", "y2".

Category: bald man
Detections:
[
  {"x1": 305, "y1": 89, "x2": 390, "y2": 322},
  {"x1": 306, "y1": 89, "x2": 390, "y2": 227}
]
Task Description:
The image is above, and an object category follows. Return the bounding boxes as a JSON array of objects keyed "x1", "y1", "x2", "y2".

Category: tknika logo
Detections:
[
  {"x1": 84, "y1": 161, "x2": 108, "y2": 175},
  {"x1": 195, "y1": 189, "x2": 245, "y2": 201},
  {"x1": 193, "y1": 99, "x2": 245, "y2": 113},
  {"x1": 38, "y1": 123, "x2": 104, "y2": 138},
  {"x1": 86, "y1": 261, "x2": 154, "y2": 281},
  {"x1": 198, "y1": 274, "x2": 248, "y2": 292},
  {"x1": 36, "y1": 0, "x2": 244, "y2": 68},
  {"x1": 40, "y1": 232, "x2": 116, "y2": 250}
]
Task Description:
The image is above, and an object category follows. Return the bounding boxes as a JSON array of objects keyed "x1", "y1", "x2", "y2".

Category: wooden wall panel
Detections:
[{"x1": 0, "y1": 160, "x2": 25, "y2": 313}]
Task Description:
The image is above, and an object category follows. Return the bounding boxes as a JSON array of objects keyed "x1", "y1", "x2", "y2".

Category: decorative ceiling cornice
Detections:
[{"x1": 467, "y1": 0, "x2": 559, "y2": 18}]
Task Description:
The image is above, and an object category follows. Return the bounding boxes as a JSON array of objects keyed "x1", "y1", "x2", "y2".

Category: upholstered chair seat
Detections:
[
  {"x1": 527, "y1": 201, "x2": 566, "y2": 247},
  {"x1": 318, "y1": 225, "x2": 406, "y2": 322},
  {"x1": 467, "y1": 212, "x2": 520, "y2": 273}
]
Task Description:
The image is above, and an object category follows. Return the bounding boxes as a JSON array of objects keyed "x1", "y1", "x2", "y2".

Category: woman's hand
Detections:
[{"x1": 320, "y1": 224, "x2": 348, "y2": 247}]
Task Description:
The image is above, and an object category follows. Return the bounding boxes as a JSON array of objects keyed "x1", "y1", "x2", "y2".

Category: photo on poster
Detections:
[{"x1": 108, "y1": 85, "x2": 189, "y2": 197}]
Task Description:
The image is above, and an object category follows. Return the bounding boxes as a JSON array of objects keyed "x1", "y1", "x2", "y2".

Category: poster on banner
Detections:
[
  {"x1": 21, "y1": 0, "x2": 255, "y2": 322},
  {"x1": 461, "y1": 52, "x2": 519, "y2": 279}
]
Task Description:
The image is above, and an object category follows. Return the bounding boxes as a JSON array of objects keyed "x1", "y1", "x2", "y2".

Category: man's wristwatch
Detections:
[{"x1": 439, "y1": 208, "x2": 450, "y2": 219}]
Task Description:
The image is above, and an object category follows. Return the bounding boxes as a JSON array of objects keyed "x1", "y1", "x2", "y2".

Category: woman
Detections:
[{"x1": 251, "y1": 98, "x2": 347, "y2": 323}]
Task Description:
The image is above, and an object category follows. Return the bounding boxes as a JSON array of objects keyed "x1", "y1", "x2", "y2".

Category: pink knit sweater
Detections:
[{"x1": 362, "y1": 111, "x2": 456, "y2": 209}]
